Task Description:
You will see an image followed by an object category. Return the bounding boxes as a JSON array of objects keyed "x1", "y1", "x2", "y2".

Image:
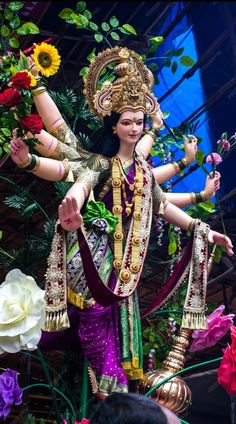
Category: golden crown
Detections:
[{"x1": 84, "y1": 46, "x2": 159, "y2": 118}]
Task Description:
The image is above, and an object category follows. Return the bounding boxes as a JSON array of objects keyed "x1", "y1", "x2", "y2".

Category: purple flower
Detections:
[
  {"x1": 206, "y1": 152, "x2": 222, "y2": 165},
  {"x1": 217, "y1": 138, "x2": 231, "y2": 152},
  {"x1": 190, "y1": 305, "x2": 235, "y2": 352},
  {"x1": 0, "y1": 369, "x2": 23, "y2": 419}
]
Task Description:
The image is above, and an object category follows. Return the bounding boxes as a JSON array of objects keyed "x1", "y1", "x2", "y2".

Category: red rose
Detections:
[
  {"x1": 20, "y1": 114, "x2": 44, "y2": 135},
  {"x1": 11, "y1": 71, "x2": 31, "y2": 90},
  {"x1": 217, "y1": 326, "x2": 236, "y2": 396},
  {"x1": 0, "y1": 88, "x2": 22, "y2": 108}
]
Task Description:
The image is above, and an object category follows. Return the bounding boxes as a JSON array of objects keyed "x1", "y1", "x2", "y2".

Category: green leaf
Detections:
[
  {"x1": 165, "y1": 48, "x2": 174, "y2": 57},
  {"x1": 118, "y1": 27, "x2": 130, "y2": 35},
  {"x1": 17, "y1": 51, "x2": 30, "y2": 71},
  {"x1": 79, "y1": 66, "x2": 89, "y2": 78},
  {"x1": 149, "y1": 63, "x2": 159, "y2": 72},
  {"x1": 8, "y1": 2, "x2": 24, "y2": 11},
  {"x1": 70, "y1": 12, "x2": 88, "y2": 28},
  {"x1": 174, "y1": 47, "x2": 184, "y2": 56},
  {"x1": 4, "y1": 9, "x2": 14, "y2": 19},
  {"x1": 162, "y1": 111, "x2": 170, "y2": 119},
  {"x1": 1, "y1": 25, "x2": 10, "y2": 37},
  {"x1": 9, "y1": 15, "x2": 21, "y2": 29},
  {"x1": 109, "y1": 16, "x2": 119, "y2": 28},
  {"x1": 94, "y1": 33, "x2": 103, "y2": 43},
  {"x1": 168, "y1": 235, "x2": 177, "y2": 255},
  {"x1": 76, "y1": 1, "x2": 87, "y2": 13},
  {"x1": 171, "y1": 61, "x2": 178, "y2": 74},
  {"x1": 180, "y1": 56, "x2": 195, "y2": 67},
  {"x1": 164, "y1": 58, "x2": 171, "y2": 67},
  {"x1": 87, "y1": 48, "x2": 96, "y2": 63},
  {"x1": 150, "y1": 36, "x2": 164, "y2": 44},
  {"x1": 58, "y1": 8, "x2": 74, "y2": 19},
  {"x1": 195, "y1": 149, "x2": 205, "y2": 166},
  {"x1": 213, "y1": 245, "x2": 222, "y2": 264},
  {"x1": 16, "y1": 22, "x2": 39, "y2": 35},
  {"x1": 102, "y1": 22, "x2": 110, "y2": 32},
  {"x1": 0, "y1": 231, "x2": 2, "y2": 240},
  {"x1": 1, "y1": 128, "x2": 12, "y2": 137},
  {"x1": 9, "y1": 37, "x2": 19, "y2": 48},
  {"x1": 89, "y1": 21, "x2": 98, "y2": 31},
  {"x1": 154, "y1": 74, "x2": 160, "y2": 85},
  {"x1": 110, "y1": 31, "x2": 120, "y2": 41},
  {"x1": 3, "y1": 143, "x2": 10, "y2": 154},
  {"x1": 83, "y1": 9, "x2": 92, "y2": 20},
  {"x1": 122, "y1": 24, "x2": 137, "y2": 35}
]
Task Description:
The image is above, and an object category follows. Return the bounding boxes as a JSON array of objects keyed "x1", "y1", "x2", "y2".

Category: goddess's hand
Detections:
[
  {"x1": 204, "y1": 171, "x2": 221, "y2": 199},
  {"x1": 10, "y1": 129, "x2": 29, "y2": 165},
  {"x1": 183, "y1": 134, "x2": 198, "y2": 164},
  {"x1": 208, "y1": 230, "x2": 234, "y2": 256},
  {"x1": 58, "y1": 195, "x2": 83, "y2": 231}
]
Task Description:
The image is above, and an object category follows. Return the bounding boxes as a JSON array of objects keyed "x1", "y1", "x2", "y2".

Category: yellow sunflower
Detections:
[
  {"x1": 31, "y1": 43, "x2": 61, "y2": 77},
  {"x1": 27, "y1": 71, "x2": 37, "y2": 87}
]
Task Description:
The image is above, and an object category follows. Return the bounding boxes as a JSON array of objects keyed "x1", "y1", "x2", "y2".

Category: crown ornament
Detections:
[{"x1": 84, "y1": 46, "x2": 159, "y2": 118}]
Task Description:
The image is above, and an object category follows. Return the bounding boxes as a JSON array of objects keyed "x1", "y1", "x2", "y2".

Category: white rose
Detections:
[{"x1": 0, "y1": 269, "x2": 46, "y2": 354}]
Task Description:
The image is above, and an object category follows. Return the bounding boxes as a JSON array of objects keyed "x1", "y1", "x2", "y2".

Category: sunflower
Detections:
[{"x1": 31, "y1": 43, "x2": 61, "y2": 77}]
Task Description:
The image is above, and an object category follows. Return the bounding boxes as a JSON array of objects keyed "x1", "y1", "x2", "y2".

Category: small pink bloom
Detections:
[
  {"x1": 206, "y1": 152, "x2": 222, "y2": 164},
  {"x1": 190, "y1": 305, "x2": 235, "y2": 352}
]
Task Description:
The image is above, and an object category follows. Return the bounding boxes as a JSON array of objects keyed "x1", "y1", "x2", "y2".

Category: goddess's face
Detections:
[{"x1": 115, "y1": 110, "x2": 144, "y2": 145}]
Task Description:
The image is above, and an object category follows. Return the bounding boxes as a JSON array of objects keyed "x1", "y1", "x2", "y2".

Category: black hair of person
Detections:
[
  {"x1": 89, "y1": 392, "x2": 168, "y2": 424},
  {"x1": 89, "y1": 112, "x2": 147, "y2": 158}
]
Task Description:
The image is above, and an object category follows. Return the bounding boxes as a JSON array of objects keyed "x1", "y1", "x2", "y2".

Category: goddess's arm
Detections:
[{"x1": 162, "y1": 200, "x2": 234, "y2": 256}]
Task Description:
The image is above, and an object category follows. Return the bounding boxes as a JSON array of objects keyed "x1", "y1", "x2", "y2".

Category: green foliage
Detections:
[
  {"x1": 185, "y1": 200, "x2": 215, "y2": 221},
  {"x1": 0, "y1": 2, "x2": 39, "y2": 56}
]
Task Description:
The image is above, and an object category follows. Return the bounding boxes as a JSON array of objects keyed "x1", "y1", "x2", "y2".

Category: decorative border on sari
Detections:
[{"x1": 141, "y1": 220, "x2": 210, "y2": 330}]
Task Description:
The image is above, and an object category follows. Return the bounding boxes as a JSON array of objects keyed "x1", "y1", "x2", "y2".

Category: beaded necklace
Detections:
[{"x1": 112, "y1": 155, "x2": 143, "y2": 284}]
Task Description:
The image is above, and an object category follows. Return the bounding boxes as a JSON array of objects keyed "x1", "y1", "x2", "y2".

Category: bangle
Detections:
[
  {"x1": 32, "y1": 86, "x2": 47, "y2": 96},
  {"x1": 26, "y1": 155, "x2": 40, "y2": 173},
  {"x1": 145, "y1": 131, "x2": 156, "y2": 141},
  {"x1": 176, "y1": 158, "x2": 187, "y2": 172},
  {"x1": 187, "y1": 219, "x2": 196, "y2": 233},
  {"x1": 24, "y1": 154, "x2": 39, "y2": 171},
  {"x1": 190, "y1": 192, "x2": 196, "y2": 204},
  {"x1": 171, "y1": 160, "x2": 180, "y2": 173},
  {"x1": 195, "y1": 192, "x2": 204, "y2": 203},
  {"x1": 18, "y1": 154, "x2": 32, "y2": 168},
  {"x1": 61, "y1": 160, "x2": 70, "y2": 181}
]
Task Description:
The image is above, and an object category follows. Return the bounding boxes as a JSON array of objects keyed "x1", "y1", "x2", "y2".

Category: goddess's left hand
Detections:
[
  {"x1": 183, "y1": 134, "x2": 198, "y2": 164},
  {"x1": 208, "y1": 230, "x2": 234, "y2": 256},
  {"x1": 151, "y1": 109, "x2": 163, "y2": 130}
]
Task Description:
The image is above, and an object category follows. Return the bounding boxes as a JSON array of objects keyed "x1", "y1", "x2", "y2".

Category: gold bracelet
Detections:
[
  {"x1": 187, "y1": 219, "x2": 196, "y2": 233},
  {"x1": 61, "y1": 160, "x2": 70, "y2": 181},
  {"x1": 171, "y1": 161, "x2": 180, "y2": 173},
  {"x1": 145, "y1": 131, "x2": 156, "y2": 141},
  {"x1": 18, "y1": 154, "x2": 32, "y2": 168},
  {"x1": 32, "y1": 86, "x2": 47, "y2": 96},
  {"x1": 190, "y1": 192, "x2": 196, "y2": 204}
]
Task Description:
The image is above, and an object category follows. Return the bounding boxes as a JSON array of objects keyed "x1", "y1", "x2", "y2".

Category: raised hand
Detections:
[
  {"x1": 204, "y1": 171, "x2": 221, "y2": 199},
  {"x1": 183, "y1": 134, "x2": 198, "y2": 164},
  {"x1": 58, "y1": 196, "x2": 83, "y2": 231},
  {"x1": 10, "y1": 129, "x2": 29, "y2": 165},
  {"x1": 150, "y1": 108, "x2": 163, "y2": 130},
  {"x1": 208, "y1": 230, "x2": 234, "y2": 256}
]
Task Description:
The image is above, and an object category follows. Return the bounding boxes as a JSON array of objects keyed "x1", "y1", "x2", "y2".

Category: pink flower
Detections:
[
  {"x1": 206, "y1": 152, "x2": 222, "y2": 164},
  {"x1": 190, "y1": 305, "x2": 235, "y2": 352},
  {"x1": 217, "y1": 138, "x2": 231, "y2": 151},
  {"x1": 217, "y1": 326, "x2": 236, "y2": 396}
]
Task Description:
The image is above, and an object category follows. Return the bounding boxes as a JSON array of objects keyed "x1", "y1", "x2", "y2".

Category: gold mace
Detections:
[{"x1": 138, "y1": 244, "x2": 217, "y2": 414}]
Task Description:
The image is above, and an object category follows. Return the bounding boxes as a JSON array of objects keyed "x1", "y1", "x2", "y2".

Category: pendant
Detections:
[
  {"x1": 126, "y1": 206, "x2": 132, "y2": 215},
  {"x1": 129, "y1": 184, "x2": 134, "y2": 191}
]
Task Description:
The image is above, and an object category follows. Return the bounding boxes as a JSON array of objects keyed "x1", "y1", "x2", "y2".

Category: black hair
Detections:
[
  {"x1": 89, "y1": 112, "x2": 147, "y2": 158},
  {"x1": 89, "y1": 393, "x2": 168, "y2": 424}
]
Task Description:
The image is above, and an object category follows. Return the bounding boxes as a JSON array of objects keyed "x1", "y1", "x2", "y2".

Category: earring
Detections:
[{"x1": 112, "y1": 126, "x2": 117, "y2": 134}]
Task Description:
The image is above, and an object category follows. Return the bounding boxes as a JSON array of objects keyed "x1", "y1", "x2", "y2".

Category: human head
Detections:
[
  {"x1": 89, "y1": 111, "x2": 147, "y2": 157},
  {"x1": 89, "y1": 392, "x2": 181, "y2": 424}
]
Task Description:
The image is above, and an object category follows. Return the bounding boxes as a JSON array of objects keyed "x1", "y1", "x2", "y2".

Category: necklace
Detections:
[
  {"x1": 112, "y1": 155, "x2": 143, "y2": 284},
  {"x1": 117, "y1": 159, "x2": 135, "y2": 215}
]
